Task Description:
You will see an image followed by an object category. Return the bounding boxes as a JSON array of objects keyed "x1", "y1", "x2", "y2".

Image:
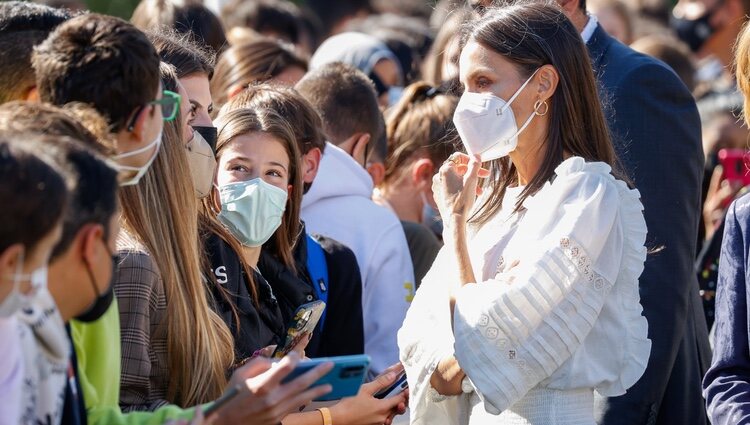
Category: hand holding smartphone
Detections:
[
  {"x1": 273, "y1": 300, "x2": 326, "y2": 358},
  {"x1": 202, "y1": 353, "x2": 333, "y2": 422},
  {"x1": 281, "y1": 354, "x2": 371, "y2": 401},
  {"x1": 373, "y1": 370, "x2": 408, "y2": 399}
]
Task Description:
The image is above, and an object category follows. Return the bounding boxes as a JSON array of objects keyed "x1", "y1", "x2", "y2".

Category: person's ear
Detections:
[
  {"x1": 79, "y1": 224, "x2": 105, "y2": 269},
  {"x1": 367, "y1": 161, "x2": 386, "y2": 186},
  {"x1": 351, "y1": 133, "x2": 371, "y2": 165},
  {"x1": 0, "y1": 244, "x2": 24, "y2": 279},
  {"x1": 536, "y1": 65, "x2": 559, "y2": 104},
  {"x1": 411, "y1": 158, "x2": 435, "y2": 189},
  {"x1": 287, "y1": 184, "x2": 293, "y2": 197},
  {"x1": 127, "y1": 106, "x2": 153, "y2": 144},
  {"x1": 24, "y1": 86, "x2": 40, "y2": 102},
  {"x1": 557, "y1": 0, "x2": 581, "y2": 16},
  {"x1": 302, "y1": 148, "x2": 322, "y2": 184}
]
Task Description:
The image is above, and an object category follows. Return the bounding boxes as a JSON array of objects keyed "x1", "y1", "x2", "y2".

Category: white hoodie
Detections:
[{"x1": 302, "y1": 143, "x2": 414, "y2": 374}]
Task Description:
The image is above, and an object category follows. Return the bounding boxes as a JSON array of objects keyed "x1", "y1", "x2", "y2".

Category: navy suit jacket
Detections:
[
  {"x1": 703, "y1": 192, "x2": 750, "y2": 425},
  {"x1": 587, "y1": 26, "x2": 711, "y2": 425}
]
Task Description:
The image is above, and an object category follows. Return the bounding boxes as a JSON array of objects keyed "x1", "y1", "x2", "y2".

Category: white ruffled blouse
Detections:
[{"x1": 398, "y1": 157, "x2": 651, "y2": 424}]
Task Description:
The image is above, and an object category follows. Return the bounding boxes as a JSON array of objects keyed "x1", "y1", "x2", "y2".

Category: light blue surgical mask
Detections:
[{"x1": 217, "y1": 178, "x2": 288, "y2": 247}]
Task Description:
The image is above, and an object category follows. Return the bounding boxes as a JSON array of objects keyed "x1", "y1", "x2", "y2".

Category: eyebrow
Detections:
[
  {"x1": 464, "y1": 66, "x2": 496, "y2": 81},
  {"x1": 228, "y1": 155, "x2": 288, "y2": 172},
  {"x1": 269, "y1": 161, "x2": 288, "y2": 172}
]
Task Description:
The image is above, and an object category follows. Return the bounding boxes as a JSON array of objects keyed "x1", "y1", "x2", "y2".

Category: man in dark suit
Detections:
[{"x1": 470, "y1": 0, "x2": 710, "y2": 424}]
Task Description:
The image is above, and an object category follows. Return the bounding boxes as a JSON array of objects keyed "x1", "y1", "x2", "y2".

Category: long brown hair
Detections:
[
  {"x1": 210, "y1": 39, "x2": 308, "y2": 113},
  {"x1": 119, "y1": 63, "x2": 234, "y2": 406},
  {"x1": 212, "y1": 108, "x2": 304, "y2": 272},
  {"x1": 464, "y1": 2, "x2": 622, "y2": 225},
  {"x1": 383, "y1": 81, "x2": 460, "y2": 187}
]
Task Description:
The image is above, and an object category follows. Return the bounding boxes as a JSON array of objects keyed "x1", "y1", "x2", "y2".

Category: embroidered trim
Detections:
[{"x1": 559, "y1": 237, "x2": 611, "y2": 290}]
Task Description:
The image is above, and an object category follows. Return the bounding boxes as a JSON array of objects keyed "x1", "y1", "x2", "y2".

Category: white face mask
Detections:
[
  {"x1": 0, "y1": 251, "x2": 48, "y2": 318},
  {"x1": 216, "y1": 178, "x2": 288, "y2": 247},
  {"x1": 113, "y1": 129, "x2": 163, "y2": 186},
  {"x1": 453, "y1": 69, "x2": 539, "y2": 161},
  {"x1": 185, "y1": 131, "x2": 217, "y2": 198}
]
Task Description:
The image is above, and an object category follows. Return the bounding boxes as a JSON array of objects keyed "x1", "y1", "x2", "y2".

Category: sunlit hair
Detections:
[
  {"x1": 0, "y1": 101, "x2": 114, "y2": 156},
  {"x1": 463, "y1": 2, "x2": 622, "y2": 225},
  {"x1": 118, "y1": 63, "x2": 234, "y2": 407},
  {"x1": 383, "y1": 81, "x2": 460, "y2": 187},
  {"x1": 210, "y1": 38, "x2": 308, "y2": 113},
  {"x1": 212, "y1": 108, "x2": 304, "y2": 272},
  {"x1": 735, "y1": 21, "x2": 750, "y2": 126},
  {"x1": 422, "y1": 8, "x2": 471, "y2": 85},
  {"x1": 224, "y1": 83, "x2": 326, "y2": 154}
]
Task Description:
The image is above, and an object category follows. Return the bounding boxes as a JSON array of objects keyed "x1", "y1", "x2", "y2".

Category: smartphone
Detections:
[
  {"x1": 373, "y1": 370, "x2": 408, "y2": 399},
  {"x1": 281, "y1": 354, "x2": 371, "y2": 401},
  {"x1": 718, "y1": 149, "x2": 750, "y2": 187},
  {"x1": 273, "y1": 300, "x2": 326, "y2": 359}
]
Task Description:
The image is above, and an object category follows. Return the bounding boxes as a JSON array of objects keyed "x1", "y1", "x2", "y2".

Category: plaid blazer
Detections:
[{"x1": 113, "y1": 239, "x2": 170, "y2": 412}]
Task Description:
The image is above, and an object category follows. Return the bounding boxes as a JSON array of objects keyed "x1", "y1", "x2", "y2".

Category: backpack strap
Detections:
[{"x1": 305, "y1": 233, "x2": 329, "y2": 332}]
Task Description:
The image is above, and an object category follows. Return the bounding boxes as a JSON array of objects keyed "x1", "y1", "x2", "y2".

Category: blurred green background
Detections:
[
  {"x1": 82, "y1": 0, "x2": 309, "y2": 19},
  {"x1": 85, "y1": 0, "x2": 140, "y2": 18}
]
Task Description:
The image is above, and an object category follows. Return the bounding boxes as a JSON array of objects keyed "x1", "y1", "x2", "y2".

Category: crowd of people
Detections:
[{"x1": 2, "y1": 0, "x2": 750, "y2": 424}]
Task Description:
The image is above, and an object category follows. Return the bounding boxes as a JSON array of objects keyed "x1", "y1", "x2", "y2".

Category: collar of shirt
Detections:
[{"x1": 581, "y1": 14, "x2": 599, "y2": 44}]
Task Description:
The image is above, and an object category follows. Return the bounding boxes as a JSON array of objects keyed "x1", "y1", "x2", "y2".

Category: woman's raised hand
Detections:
[
  {"x1": 432, "y1": 153, "x2": 489, "y2": 226},
  {"x1": 212, "y1": 353, "x2": 333, "y2": 425}
]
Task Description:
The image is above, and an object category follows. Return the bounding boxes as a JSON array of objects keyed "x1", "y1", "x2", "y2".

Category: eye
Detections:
[
  {"x1": 267, "y1": 169, "x2": 283, "y2": 178},
  {"x1": 228, "y1": 164, "x2": 249, "y2": 173},
  {"x1": 476, "y1": 77, "x2": 491, "y2": 89}
]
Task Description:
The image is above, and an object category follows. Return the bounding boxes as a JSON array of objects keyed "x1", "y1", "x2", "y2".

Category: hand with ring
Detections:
[{"x1": 432, "y1": 153, "x2": 490, "y2": 229}]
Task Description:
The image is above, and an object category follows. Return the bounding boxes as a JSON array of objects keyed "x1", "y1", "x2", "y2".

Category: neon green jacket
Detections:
[{"x1": 70, "y1": 299, "x2": 196, "y2": 424}]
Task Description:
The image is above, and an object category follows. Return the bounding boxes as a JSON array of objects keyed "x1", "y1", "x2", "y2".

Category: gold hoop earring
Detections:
[{"x1": 534, "y1": 100, "x2": 549, "y2": 116}]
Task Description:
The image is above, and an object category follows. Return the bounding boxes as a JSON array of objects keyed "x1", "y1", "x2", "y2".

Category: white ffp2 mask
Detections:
[{"x1": 453, "y1": 69, "x2": 539, "y2": 161}]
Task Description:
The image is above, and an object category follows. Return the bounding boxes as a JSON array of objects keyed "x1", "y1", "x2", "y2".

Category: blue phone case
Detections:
[{"x1": 281, "y1": 354, "x2": 371, "y2": 401}]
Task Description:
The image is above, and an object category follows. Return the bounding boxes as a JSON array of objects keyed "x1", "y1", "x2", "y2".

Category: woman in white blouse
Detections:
[{"x1": 398, "y1": 3, "x2": 651, "y2": 425}]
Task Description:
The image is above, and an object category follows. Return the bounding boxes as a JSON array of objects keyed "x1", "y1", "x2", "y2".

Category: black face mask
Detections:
[
  {"x1": 193, "y1": 126, "x2": 218, "y2": 153},
  {"x1": 76, "y1": 249, "x2": 116, "y2": 323},
  {"x1": 671, "y1": 2, "x2": 723, "y2": 52}
]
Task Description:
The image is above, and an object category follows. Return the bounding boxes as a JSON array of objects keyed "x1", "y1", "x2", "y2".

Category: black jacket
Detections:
[
  {"x1": 205, "y1": 232, "x2": 285, "y2": 361},
  {"x1": 258, "y1": 223, "x2": 364, "y2": 358},
  {"x1": 587, "y1": 26, "x2": 710, "y2": 425}
]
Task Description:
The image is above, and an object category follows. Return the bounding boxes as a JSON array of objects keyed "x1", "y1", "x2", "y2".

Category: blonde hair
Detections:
[
  {"x1": 119, "y1": 68, "x2": 234, "y2": 406},
  {"x1": 212, "y1": 108, "x2": 304, "y2": 272},
  {"x1": 736, "y1": 21, "x2": 750, "y2": 126}
]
